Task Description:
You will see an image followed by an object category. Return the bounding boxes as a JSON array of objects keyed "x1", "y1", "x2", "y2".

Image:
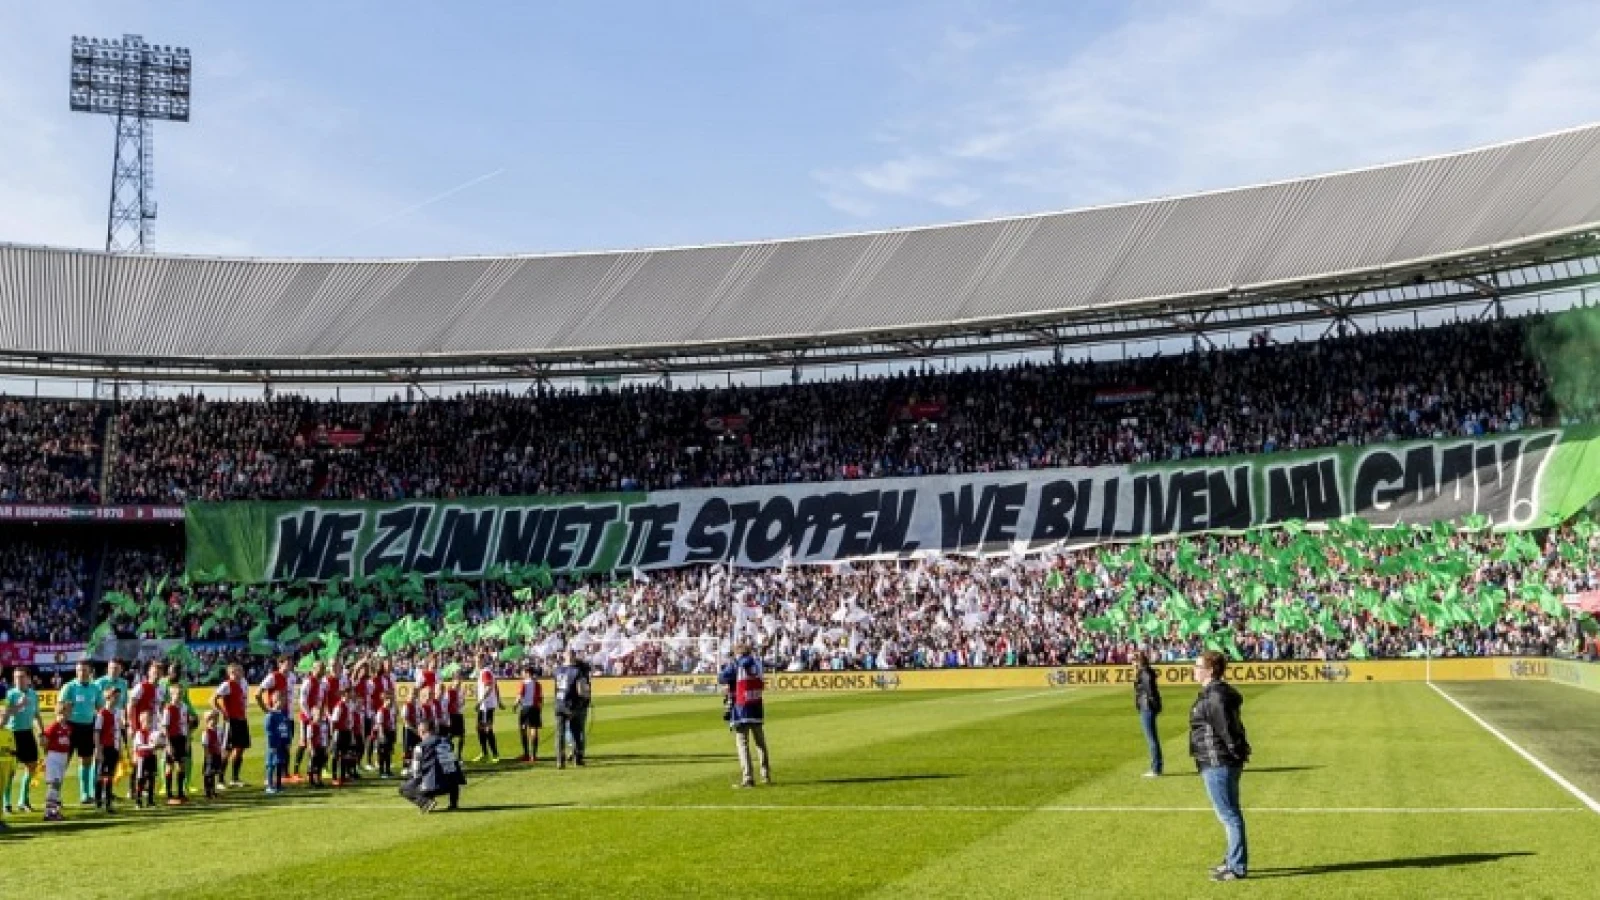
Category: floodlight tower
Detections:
[{"x1": 69, "y1": 34, "x2": 192, "y2": 254}]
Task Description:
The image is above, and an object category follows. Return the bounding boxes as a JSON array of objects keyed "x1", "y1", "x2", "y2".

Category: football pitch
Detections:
[{"x1": 5, "y1": 680, "x2": 1599, "y2": 898}]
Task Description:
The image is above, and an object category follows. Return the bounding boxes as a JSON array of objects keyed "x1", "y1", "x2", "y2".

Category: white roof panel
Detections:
[{"x1": 5, "y1": 124, "x2": 1600, "y2": 364}]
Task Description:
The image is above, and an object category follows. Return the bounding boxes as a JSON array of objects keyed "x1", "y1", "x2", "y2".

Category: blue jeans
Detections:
[
  {"x1": 1200, "y1": 766, "x2": 1247, "y2": 875},
  {"x1": 1138, "y1": 709, "x2": 1162, "y2": 774},
  {"x1": 264, "y1": 748, "x2": 287, "y2": 790}
]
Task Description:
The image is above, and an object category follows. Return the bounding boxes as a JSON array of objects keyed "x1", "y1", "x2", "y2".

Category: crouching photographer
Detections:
[{"x1": 399, "y1": 720, "x2": 466, "y2": 813}]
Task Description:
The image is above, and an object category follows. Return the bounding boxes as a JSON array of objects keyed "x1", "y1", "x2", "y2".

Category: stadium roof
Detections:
[{"x1": 6, "y1": 124, "x2": 1600, "y2": 384}]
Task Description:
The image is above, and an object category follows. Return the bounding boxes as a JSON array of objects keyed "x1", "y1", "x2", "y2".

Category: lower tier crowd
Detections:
[{"x1": 69, "y1": 521, "x2": 1600, "y2": 685}]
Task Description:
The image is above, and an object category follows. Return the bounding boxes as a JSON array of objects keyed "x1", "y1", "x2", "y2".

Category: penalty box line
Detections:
[{"x1": 1429, "y1": 682, "x2": 1600, "y2": 816}]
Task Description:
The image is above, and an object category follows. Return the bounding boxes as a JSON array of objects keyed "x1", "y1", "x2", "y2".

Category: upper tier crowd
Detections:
[
  {"x1": 0, "y1": 316, "x2": 1563, "y2": 505},
  {"x1": 0, "y1": 397, "x2": 102, "y2": 504}
]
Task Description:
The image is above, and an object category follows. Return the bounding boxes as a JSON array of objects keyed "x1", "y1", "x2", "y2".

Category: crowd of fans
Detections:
[
  {"x1": 0, "y1": 397, "x2": 102, "y2": 504},
  {"x1": 0, "y1": 313, "x2": 1596, "y2": 672},
  {"x1": 0, "y1": 535, "x2": 91, "y2": 642},
  {"x1": 87, "y1": 521, "x2": 1600, "y2": 681},
  {"x1": 80, "y1": 316, "x2": 1557, "y2": 504}
]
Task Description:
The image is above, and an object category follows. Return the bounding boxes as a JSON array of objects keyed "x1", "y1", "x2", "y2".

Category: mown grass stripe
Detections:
[{"x1": 1428, "y1": 682, "x2": 1600, "y2": 815}]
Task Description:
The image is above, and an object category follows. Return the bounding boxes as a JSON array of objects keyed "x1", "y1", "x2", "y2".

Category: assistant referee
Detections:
[{"x1": 6, "y1": 669, "x2": 40, "y2": 812}]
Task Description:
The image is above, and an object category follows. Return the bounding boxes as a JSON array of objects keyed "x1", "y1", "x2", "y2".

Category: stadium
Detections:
[{"x1": 4, "y1": 11, "x2": 1600, "y2": 900}]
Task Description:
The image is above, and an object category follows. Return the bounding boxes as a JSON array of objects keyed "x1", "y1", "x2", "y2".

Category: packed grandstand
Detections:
[
  {"x1": 2, "y1": 311, "x2": 1599, "y2": 681},
  {"x1": 4, "y1": 125, "x2": 1600, "y2": 683}
]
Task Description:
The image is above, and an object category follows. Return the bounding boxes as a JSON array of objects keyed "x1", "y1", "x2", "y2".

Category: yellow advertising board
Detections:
[
  {"x1": 588, "y1": 657, "x2": 1531, "y2": 696},
  {"x1": 1546, "y1": 659, "x2": 1600, "y2": 694},
  {"x1": 30, "y1": 658, "x2": 1594, "y2": 711}
]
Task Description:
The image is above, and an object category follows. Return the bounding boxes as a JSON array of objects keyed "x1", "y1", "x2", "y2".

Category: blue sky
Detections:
[{"x1": 4, "y1": 0, "x2": 1600, "y2": 259}]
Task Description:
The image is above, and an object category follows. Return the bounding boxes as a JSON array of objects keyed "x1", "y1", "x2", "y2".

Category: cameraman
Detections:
[
  {"x1": 399, "y1": 720, "x2": 465, "y2": 813},
  {"x1": 719, "y1": 641, "x2": 771, "y2": 789},
  {"x1": 553, "y1": 649, "x2": 592, "y2": 769}
]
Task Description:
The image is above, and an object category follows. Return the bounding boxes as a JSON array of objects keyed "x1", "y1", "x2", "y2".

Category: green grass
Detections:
[{"x1": 5, "y1": 681, "x2": 1600, "y2": 898}]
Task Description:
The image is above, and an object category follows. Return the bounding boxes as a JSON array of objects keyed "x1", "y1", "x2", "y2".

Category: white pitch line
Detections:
[
  {"x1": 993, "y1": 689, "x2": 1072, "y2": 703},
  {"x1": 287, "y1": 802, "x2": 1584, "y2": 814},
  {"x1": 576, "y1": 804, "x2": 1583, "y2": 814},
  {"x1": 1429, "y1": 682, "x2": 1600, "y2": 816}
]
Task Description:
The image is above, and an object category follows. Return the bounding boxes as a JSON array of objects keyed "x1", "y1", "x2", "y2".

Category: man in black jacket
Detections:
[
  {"x1": 1133, "y1": 651, "x2": 1162, "y2": 777},
  {"x1": 553, "y1": 649, "x2": 592, "y2": 769},
  {"x1": 1188, "y1": 650, "x2": 1251, "y2": 882}
]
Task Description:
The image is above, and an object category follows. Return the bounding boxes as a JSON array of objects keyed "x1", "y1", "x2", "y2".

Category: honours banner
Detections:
[{"x1": 187, "y1": 428, "x2": 1600, "y2": 584}]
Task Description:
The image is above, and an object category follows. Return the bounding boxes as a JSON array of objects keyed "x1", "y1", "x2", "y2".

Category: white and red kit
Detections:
[
  {"x1": 331, "y1": 699, "x2": 354, "y2": 735},
  {"x1": 308, "y1": 719, "x2": 331, "y2": 752},
  {"x1": 356, "y1": 677, "x2": 379, "y2": 714},
  {"x1": 94, "y1": 706, "x2": 126, "y2": 750},
  {"x1": 517, "y1": 677, "x2": 543, "y2": 710},
  {"x1": 423, "y1": 696, "x2": 445, "y2": 730},
  {"x1": 442, "y1": 684, "x2": 464, "y2": 718},
  {"x1": 132, "y1": 727, "x2": 163, "y2": 761},
  {"x1": 375, "y1": 671, "x2": 395, "y2": 702},
  {"x1": 371, "y1": 704, "x2": 396, "y2": 744},
  {"x1": 415, "y1": 668, "x2": 438, "y2": 695},
  {"x1": 477, "y1": 668, "x2": 500, "y2": 710},
  {"x1": 400, "y1": 696, "x2": 421, "y2": 733},
  {"x1": 129, "y1": 677, "x2": 159, "y2": 722},
  {"x1": 321, "y1": 674, "x2": 343, "y2": 711},
  {"x1": 297, "y1": 676, "x2": 324, "y2": 724},
  {"x1": 201, "y1": 726, "x2": 224, "y2": 760},
  {"x1": 260, "y1": 669, "x2": 291, "y2": 707},
  {"x1": 161, "y1": 703, "x2": 188, "y2": 741},
  {"x1": 215, "y1": 677, "x2": 248, "y2": 720}
]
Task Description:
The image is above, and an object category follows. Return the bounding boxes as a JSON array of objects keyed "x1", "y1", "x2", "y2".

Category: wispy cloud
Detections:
[{"x1": 817, "y1": 0, "x2": 1600, "y2": 222}]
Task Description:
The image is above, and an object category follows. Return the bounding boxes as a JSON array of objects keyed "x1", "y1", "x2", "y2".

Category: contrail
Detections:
[{"x1": 308, "y1": 167, "x2": 506, "y2": 255}]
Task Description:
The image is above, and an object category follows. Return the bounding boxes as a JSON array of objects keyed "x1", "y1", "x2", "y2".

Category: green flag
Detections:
[
  {"x1": 1082, "y1": 616, "x2": 1114, "y2": 634},
  {"x1": 319, "y1": 630, "x2": 343, "y2": 662}
]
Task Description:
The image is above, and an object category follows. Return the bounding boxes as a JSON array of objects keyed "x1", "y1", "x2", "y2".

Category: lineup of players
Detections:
[{"x1": 0, "y1": 654, "x2": 551, "y2": 823}]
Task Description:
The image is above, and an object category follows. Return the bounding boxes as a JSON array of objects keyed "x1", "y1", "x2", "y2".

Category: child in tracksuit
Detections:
[{"x1": 264, "y1": 692, "x2": 293, "y2": 794}]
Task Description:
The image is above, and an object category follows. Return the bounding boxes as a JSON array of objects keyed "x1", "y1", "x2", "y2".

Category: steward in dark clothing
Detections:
[
  {"x1": 553, "y1": 650, "x2": 592, "y2": 768},
  {"x1": 1133, "y1": 654, "x2": 1163, "y2": 776},
  {"x1": 1188, "y1": 651, "x2": 1251, "y2": 882},
  {"x1": 1188, "y1": 679, "x2": 1250, "y2": 769}
]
